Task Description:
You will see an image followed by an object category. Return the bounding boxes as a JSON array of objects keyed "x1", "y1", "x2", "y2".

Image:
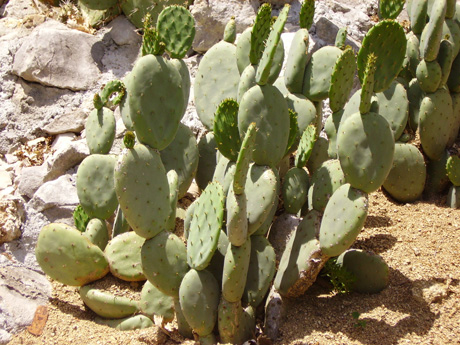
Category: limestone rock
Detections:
[
  {"x1": 0, "y1": 197, "x2": 25, "y2": 244},
  {"x1": 29, "y1": 174, "x2": 79, "y2": 212},
  {"x1": 0, "y1": 264, "x2": 51, "y2": 342},
  {"x1": 107, "y1": 15, "x2": 141, "y2": 46},
  {"x1": 43, "y1": 109, "x2": 87, "y2": 135},
  {"x1": 12, "y1": 20, "x2": 103, "y2": 91},
  {"x1": 190, "y1": 0, "x2": 259, "y2": 53}
]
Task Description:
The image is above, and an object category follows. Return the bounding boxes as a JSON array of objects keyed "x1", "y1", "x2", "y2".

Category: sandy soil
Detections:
[{"x1": 8, "y1": 188, "x2": 460, "y2": 345}]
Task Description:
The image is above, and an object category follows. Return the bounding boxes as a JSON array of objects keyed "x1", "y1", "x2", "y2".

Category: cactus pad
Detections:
[
  {"x1": 85, "y1": 107, "x2": 115, "y2": 155},
  {"x1": 36, "y1": 223, "x2": 109, "y2": 286},
  {"x1": 213, "y1": 99, "x2": 241, "y2": 162},
  {"x1": 140, "y1": 281, "x2": 174, "y2": 322},
  {"x1": 187, "y1": 182, "x2": 225, "y2": 270},
  {"x1": 76, "y1": 154, "x2": 118, "y2": 220},
  {"x1": 142, "y1": 231, "x2": 189, "y2": 297},
  {"x1": 319, "y1": 184, "x2": 368, "y2": 257},
  {"x1": 357, "y1": 20, "x2": 406, "y2": 92},
  {"x1": 105, "y1": 231, "x2": 146, "y2": 282},
  {"x1": 114, "y1": 144, "x2": 170, "y2": 239}
]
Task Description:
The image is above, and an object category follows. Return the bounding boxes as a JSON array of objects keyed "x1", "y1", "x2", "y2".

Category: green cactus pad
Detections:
[
  {"x1": 238, "y1": 84, "x2": 290, "y2": 167},
  {"x1": 336, "y1": 249, "x2": 389, "y2": 293},
  {"x1": 335, "y1": 27, "x2": 348, "y2": 50},
  {"x1": 437, "y1": 39, "x2": 455, "y2": 87},
  {"x1": 243, "y1": 235, "x2": 276, "y2": 308},
  {"x1": 127, "y1": 55, "x2": 184, "y2": 150},
  {"x1": 359, "y1": 53, "x2": 377, "y2": 114},
  {"x1": 319, "y1": 184, "x2": 368, "y2": 257},
  {"x1": 222, "y1": 238, "x2": 251, "y2": 303},
  {"x1": 83, "y1": 218, "x2": 109, "y2": 251},
  {"x1": 224, "y1": 17, "x2": 236, "y2": 43},
  {"x1": 112, "y1": 206, "x2": 130, "y2": 238},
  {"x1": 284, "y1": 29, "x2": 311, "y2": 94},
  {"x1": 236, "y1": 27, "x2": 252, "y2": 74},
  {"x1": 306, "y1": 136, "x2": 330, "y2": 174},
  {"x1": 357, "y1": 20, "x2": 406, "y2": 92},
  {"x1": 446, "y1": 156, "x2": 460, "y2": 186},
  {"x1": 378, "y1": 0, "x2": 405, "y2": 19},
  {"x1": 140, "y1": 281, "x2": 174, "y2": 322},
  {"x1": 426, "y1": 150, "x2": 451, "y2": 195},
  {"x1": 105, "y1": 231, "x2": 146, "y2": 282},
  {"x1": 73, "y1": 204, "x2": 90, "y2": 232},
  {"x1": 329, "y1": 47, "x2": 357, "y2": 113},
  {"x1": 282, "y1": 167, "x2": 310, "y2": 215},
  {"x1": 160, "y1": 123, "x2": 199, "y2": 198},
  {"x1": 95, "y1": 315, "x2": 154, "y2": 331},
  {"x1": 303, "y1": 46, "x2": 343, "y2": 102},
  {"x1": 274, "y1": 210, "x2": 325, "y2": 297},
  {"x1": 375, "y1": 80, "x2": 409, "y2": 141},
  {"x1": 179, "y1": 269, "x2": 220, "y2": 337},
  {"x1": 448, "y1": 93, "x2": 460, "y2": 147},
  {"x1": 170, "y1": 58, "x2": 191, "y2": 113},
  {"x1": 407, "y1": 78, "x2": 425, "y2": 130},
  {"x1": 174, "y1": 297, "x2": 193, "y2": 338},
  {"x1": 78, "y1": 0, "x2": 117, "y2": 11},
  {"x1": 447, "y1": 52, "x2": 460, "y2": 93},
  {"x1": 212, "y1": 155, "x2": 236, "y2": 197},
  {"x1": 156, "y1": 5, "x2": 195, "y2": 59},
  {"x1": 121, "y1": 0, "x2": 191, "y2": 29},
  {"x1": 217, "y1": 299, "x2": 255, "y2": 344},
  {"x1": 195, "y1": 132, "x2": 218, "y2": 191},
  {"x1": 195, "y1": 41, "x2": 240, "y2": 130},
  {"x1": 447, "y1": 185, "x2": 460, "y2": 208},
  {"x1": 443, "y1": 18, "x2": 460, "y2": 58},
  {"x1": 337, "y1": 112, "x2": 395, "y2": 193},
  {"x1": 79, "y1": 284, "x2": 139, "y2": 318},
  {"x1": 420, "y1": 0, "x2": 447, "y2": 62},
  {"x1": 245, "y1": 164, "x2": 279, "y2": 235},
  {"x1": 419, "y1": 87, "x2": 453, "y2": 160},
  {"x1": 226, "y1": 185, "x2": 248, "y2": 247},
  {"x1": 36, "y1": 223, "x2": 109, "y2": 286},
  {"x1": 213, "y1": 99, "x2": 241, "y2": 162},
  {"x1": 382, "y1": 143, "x2": 427, "y2": 203},
  {"x1": 187, "y1": 182, "x2": 225, "y2": 270},
  {"x1": 295, "y1": 124, "x2": 317, "y2": 168},
  {"x1": 250, "y1": 3, "x2": 272, "y2": 66},
  {"x1": 406, "y1": 32, "x2": 421, "y2": 77},
  {"x1": 324, "y1": 110, "x2": 343, "y2": 159},
  {"x1": 256, "y1": 5, "x2": 290, "y2": 85},
  {"x1": 299, "y1": 0, "x2": 315, "y2": 30},
  {"x1": 77, "y1": 154, "x2": 118, "y2": 220},
  {"x1": 233, "y1": 122, "x2": 256, "y2": 195},
  {"x1": 217, "y1": 298, "x2": 243, "y2": 344},
  {"x1": 142, "y1": 231, "x2": 189, "y2": 297},
  {"x1": 237, "y1": 64, "x2": 257, "y2": 103},
  {"x1": 114, "y1": 144, "x2": 170, "y2": 239},
  {"x1": 416, "y1": 59, "x2": 442, "y2": 93},
  {"x1": 285, "y1": 108, "x2": 300, "y2": 156},
  {"x1": 285, "y1": 93, "x2": 318, "y2": 139},
  {"x1": 308, "y1": 159, "x2": 346, "y2": 213},
  {"x1": 410, "y1": 0, "x2": 428, "y2": 34},
  {"x1": 85, "y1": 107, "x2": 116, "y2": 154}
]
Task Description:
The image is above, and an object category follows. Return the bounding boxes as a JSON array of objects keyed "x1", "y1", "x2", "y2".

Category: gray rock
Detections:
[
  {"x1": 29, "y1": 174, "x2": 78, "y2": 212},
  {"x1": 107, "y1": 15, "x2": 141, "y2": 46},
  {"x1": 0, "y1": 263, "x2": 51, "y2": 341},
  {"x1": 42, "y1": 205, "x2": 76, "y2": 226},
  {"x1": 17, "y1": 138, "x2": 89, "y2": 198},
  {"x1": 17, "y1": 165, "x2": 48, "y2": 199},
  {"x1": 43, "y1": 109, "x2": 87, "y2": 135},
  {"x1": 190, "y1": 0, "x2": 259, "y2": 53},
  {"x1": 12, "y1": 20, "x2": 103, "y2": 91},
  {"x1": 0, "y1": 197, "x2": 24, "y2": 244}
]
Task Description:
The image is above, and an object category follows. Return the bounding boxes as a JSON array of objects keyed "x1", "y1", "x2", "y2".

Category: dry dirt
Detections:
[{"x1": 8, "y1": 188, "x2": 460, "y2": 345}]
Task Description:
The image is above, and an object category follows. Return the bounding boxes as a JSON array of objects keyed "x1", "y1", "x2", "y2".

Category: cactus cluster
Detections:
[{"x1": 35, "y1": 1, "x2": 460, "y2": 344}]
